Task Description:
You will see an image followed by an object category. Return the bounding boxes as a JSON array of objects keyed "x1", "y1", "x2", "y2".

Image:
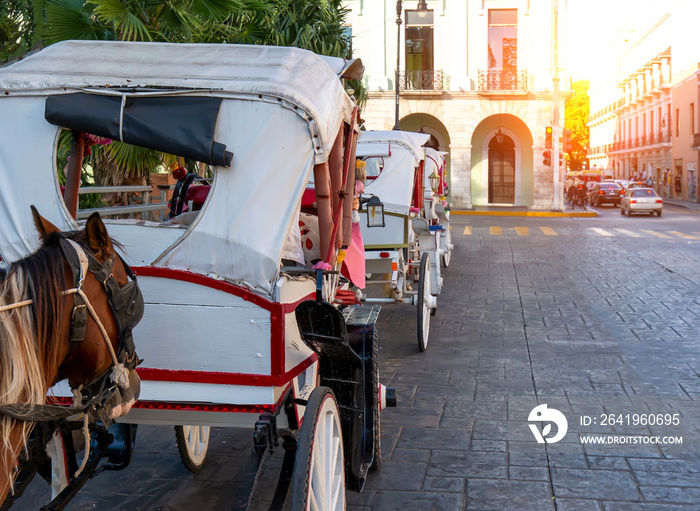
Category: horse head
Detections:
[{"x1": 30, "y1": 207, "x2": 143, "y2": 419}]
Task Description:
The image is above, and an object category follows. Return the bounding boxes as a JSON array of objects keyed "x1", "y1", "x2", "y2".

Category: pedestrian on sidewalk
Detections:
[{"x1": 567, "y1": 180, "x2": 577, "y2": 209}]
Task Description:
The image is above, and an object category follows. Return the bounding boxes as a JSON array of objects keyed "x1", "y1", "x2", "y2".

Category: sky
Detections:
[{"x1": 566, "y1": 0, "x2": 669, "y2": 81}]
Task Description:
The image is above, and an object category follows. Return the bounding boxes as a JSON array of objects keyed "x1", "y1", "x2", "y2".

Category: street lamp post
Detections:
[{"x1": 393, "y1": 0, "x2": 403, "y2": 130}]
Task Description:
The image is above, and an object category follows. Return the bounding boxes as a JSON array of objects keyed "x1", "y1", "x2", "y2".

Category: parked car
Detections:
[
  {"x1": 620, "y1": 187, "x2": 663, "y2": 217},
  {"x1": 588, "y1": 182, "x2": 623, "y2": 207}
]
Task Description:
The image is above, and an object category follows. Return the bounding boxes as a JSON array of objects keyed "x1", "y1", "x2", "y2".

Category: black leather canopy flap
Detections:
[{"x1": 45, "y1": 93, "x2": 233, "y2": 167}]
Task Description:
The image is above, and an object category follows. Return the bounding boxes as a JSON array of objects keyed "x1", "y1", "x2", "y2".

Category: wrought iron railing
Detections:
[
  {"x1": 478, "y1": 70, "x2": 528, "y2": 91},
  {"x1": 398, "y1": 70, "x2": 445, "y2": 91}
]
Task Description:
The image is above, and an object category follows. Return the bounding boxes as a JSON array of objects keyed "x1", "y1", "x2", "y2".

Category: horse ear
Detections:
[
  {"x1": 84, "y1": 212, "x2": 114, "y2": 260},
  {"x1": 31, "y1": 205, "x2": 61, "y2": 241}
]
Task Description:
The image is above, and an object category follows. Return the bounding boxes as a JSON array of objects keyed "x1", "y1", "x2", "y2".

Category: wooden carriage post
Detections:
[{"x1": 64, "y1": 130, "x2": 86, "y2": 219}]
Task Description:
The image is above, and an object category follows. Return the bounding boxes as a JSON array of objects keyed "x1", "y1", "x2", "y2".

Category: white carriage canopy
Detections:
[
  {"x1": 356, "y1": 130, "x2": 430, "y2": 215},
  {"x1": 0, "y1": 41, "x2": 359, "y2": 293}
]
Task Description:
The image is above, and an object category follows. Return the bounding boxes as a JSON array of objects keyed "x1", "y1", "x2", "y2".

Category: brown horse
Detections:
[{"x1": 0, "y1": 208, "x2": 141, "y2": 504}]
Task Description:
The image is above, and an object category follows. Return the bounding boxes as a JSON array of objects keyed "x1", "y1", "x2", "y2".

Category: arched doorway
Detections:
[
  {"x1": 470, "y1": 114, "x2": 533, "y2": 208},
  {"x1": 488, "y1": 131, "x2": 515, "y2": 204}
]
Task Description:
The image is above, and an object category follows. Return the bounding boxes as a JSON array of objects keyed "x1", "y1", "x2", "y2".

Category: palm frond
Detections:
[
  {"x1": 89, "y1": 0, "x2": 152, "y2": 41},
  {"x1": 103, "y1": 142, "x2": 163, "y2": 178},
  {"x1": 44, "y1": 0, "x2": 112, "y2": 44}
]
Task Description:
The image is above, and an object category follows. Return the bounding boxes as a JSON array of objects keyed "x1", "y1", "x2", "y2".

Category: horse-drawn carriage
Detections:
[
  {"x1": 0, "y1": 40, "x2": 395, "y2": 510},
  {"x1": 356, "y1": 130, "x2": 449, "y2": 351}
]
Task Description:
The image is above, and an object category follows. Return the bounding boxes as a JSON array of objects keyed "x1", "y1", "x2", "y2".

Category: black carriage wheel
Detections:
[
  {"x1": 175, "y1": 425, "x2": 210, "y2": 473},
  {"x1": 290, "y1": 387, "x2": 345, "y2": 511},
  {"x1": 417, "y1": 252, "x2": 431, "y2": 352},
  {"x1": 370, "y1": 329, "x2": 382, "y2": 472}
]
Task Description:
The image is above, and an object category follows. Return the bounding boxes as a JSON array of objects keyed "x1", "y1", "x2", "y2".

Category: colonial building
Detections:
[
  {"x1": 587, "y1": 15, "x2": 673, "y2": 191},
  {"x1": 587, "y1": 9, "x2": 700, "y2": 201},
  {"x1": 343, "y1": 0, "x2": 568, "y2": 209}
]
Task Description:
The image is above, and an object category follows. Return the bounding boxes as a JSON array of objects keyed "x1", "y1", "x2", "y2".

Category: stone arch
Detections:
[{"x1": 470, "y1": 114, "x2": 534, "y2": 207}]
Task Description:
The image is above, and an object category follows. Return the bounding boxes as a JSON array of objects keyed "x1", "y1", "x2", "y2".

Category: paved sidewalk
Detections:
[{"x1": 664, "y1": 198, "x2": 700, "y2": 211}]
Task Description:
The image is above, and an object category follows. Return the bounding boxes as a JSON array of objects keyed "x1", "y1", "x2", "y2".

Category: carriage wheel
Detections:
[
  {"x1": 291, "y1": 387, "x2": 345, "y2": 511},
  {"x1": 370, "y1": 329, "x2": 382, "y2": 472},
  {"x1": 442, "y1": 230, "x2": 452, "y2": 268},
  {"x1": 175, "y1": 425, "x2": 210, "y2": 473},
  {"x1": 417, "y1": 252, "x2": 431, "y2": 352},
  {"x1": 442, "y1": 247, "x2": 451, "y2": 268}
]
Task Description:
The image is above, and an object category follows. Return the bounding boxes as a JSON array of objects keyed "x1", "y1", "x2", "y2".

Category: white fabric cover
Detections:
[
  {"x1": 155, "y1": 100, "x2": 314, "y2": 292},
  {"x1": 0, "y1": 40, "x2": 355, "y2": 165},
  {"x1": 0, "y1": 42, "x2": 357, "y2": 295},
  {"x1": 358, "y1": 131, "x2": 429, "y2": 160},
  {"x1": 0, "y1": 98, "x2": 77, "y2": 263},
  {"x1": 357, "y1": 131, "x2": 429, "y2": 215}
]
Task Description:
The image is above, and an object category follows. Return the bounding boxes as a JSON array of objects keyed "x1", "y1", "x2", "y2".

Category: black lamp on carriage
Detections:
[
  {"x1": 361, "y1": 195, "x2": 385, "y2": 228},
  {"x1": 428, "y1": 171, "x2": 441, "y2": 193}
]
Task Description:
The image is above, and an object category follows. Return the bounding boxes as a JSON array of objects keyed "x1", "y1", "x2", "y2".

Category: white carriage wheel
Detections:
[
  {"x1": 417, "y1": 252, "x2": 431, "y2": 352},
  {"x1": 175, "y1": 425, "x2": 210, "y2": 473},
  {"x1": 442, "y1": 230, "x2": 452, "y2": 268},
  {"x1": 291, "y1": 387, "x2": 346, "y2": 511}
]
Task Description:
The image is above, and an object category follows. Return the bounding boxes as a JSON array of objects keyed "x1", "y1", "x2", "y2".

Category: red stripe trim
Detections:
[
  {"x1": 136, "y1": 353, "x2": 317, "y2": 387},
  {"x1": 132, "y1": 401, "x2": 276, "y2": 414},
  {"x1": 45, "y1": 396, "x2": 276, "y2": 414},
  {"x1": 131, "y1": 266, "x2": 318, "y2": 379}
]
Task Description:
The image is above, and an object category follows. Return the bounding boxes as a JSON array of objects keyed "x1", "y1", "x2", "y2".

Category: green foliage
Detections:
[
  {"x1": 0, "y1": 0, "x2": 36, "y2": 62},
  {"x1": 56, "y1": 130, "x2": 108, "y2": 209},
  {"x1": 44, "y1": 0, "x2": 112, "y2": 44},
  {"x1": 565, "y1": 80, "x2": 590, "y2": 171}
]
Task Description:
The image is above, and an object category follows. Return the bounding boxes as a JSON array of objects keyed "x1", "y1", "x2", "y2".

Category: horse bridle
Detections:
[{"x1": 58, "y1": 237, "x2": 143, "y2": 371}]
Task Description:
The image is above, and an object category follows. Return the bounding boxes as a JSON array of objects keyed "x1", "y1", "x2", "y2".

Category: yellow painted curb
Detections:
[{"x1": 450, "y1": 210, "x2": 597, "y2": 218}]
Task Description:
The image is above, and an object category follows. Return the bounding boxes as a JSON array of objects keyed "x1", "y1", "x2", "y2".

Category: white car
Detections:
[{"x1": 620, "y1": 187, "x2": 663, "y2": 217}]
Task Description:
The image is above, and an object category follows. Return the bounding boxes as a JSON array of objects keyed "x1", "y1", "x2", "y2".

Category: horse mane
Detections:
[{"x1": 0, "y1": 233, "x2": 69, "y2": 465}]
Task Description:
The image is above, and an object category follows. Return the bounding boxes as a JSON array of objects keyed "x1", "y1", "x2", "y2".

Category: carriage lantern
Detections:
[
  {"x1": 365, "y1": 196, "x2": 385, "y2": 228},
  {"x1": 428, "y1": 171, "x2": 441, "y2": 193}
]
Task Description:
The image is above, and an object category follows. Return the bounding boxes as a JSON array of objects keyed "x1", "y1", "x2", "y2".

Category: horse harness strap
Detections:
[{"x1": 58, "y1": 238, "x2": 142, "y2": 365}]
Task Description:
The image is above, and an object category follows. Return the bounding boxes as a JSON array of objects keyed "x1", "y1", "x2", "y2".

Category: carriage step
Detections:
[
  {"x1": 342, "y1": 304, "x2": 381, "y2": 326},
  {"x1": 300, "y1": 332, "x2": 344, "y2": 342}
]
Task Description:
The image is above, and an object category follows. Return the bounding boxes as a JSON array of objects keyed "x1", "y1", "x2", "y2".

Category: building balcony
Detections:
[
  {"x1": 398, "y1": 70, "x2": 445, "y2": 92},
  {"x1": 477, "y1": 70, "x2": 528, "y2": 92}
]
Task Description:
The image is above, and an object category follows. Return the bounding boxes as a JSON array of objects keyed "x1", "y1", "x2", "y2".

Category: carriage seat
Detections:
[{"x1": 299, "y1": 213, "x2": 321, "y2": 265}]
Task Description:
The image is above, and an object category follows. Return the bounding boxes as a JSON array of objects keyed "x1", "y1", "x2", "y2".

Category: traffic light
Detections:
[
  {"x1": 563, "y1": 129, "x2": 572, "y2": 153},
  {"x1": 559, "y1": 153, "x2": 564, "y2": 167},
  {"x1": 545, "y1": 126, "x2": 553, "y2": 149},
  {"x1": 543, "y1": 150, "x2": 551, "y2": 167}
]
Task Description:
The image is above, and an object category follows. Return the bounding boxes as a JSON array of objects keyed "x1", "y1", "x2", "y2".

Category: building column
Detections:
[{"x1": 449, "y1": 146, "x2": 472, "y2": 209}]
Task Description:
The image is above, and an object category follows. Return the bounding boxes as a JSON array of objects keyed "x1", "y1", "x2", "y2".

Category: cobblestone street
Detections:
[{"x1": 19, "y1": 210, "x2": 700, "y2": 510}]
